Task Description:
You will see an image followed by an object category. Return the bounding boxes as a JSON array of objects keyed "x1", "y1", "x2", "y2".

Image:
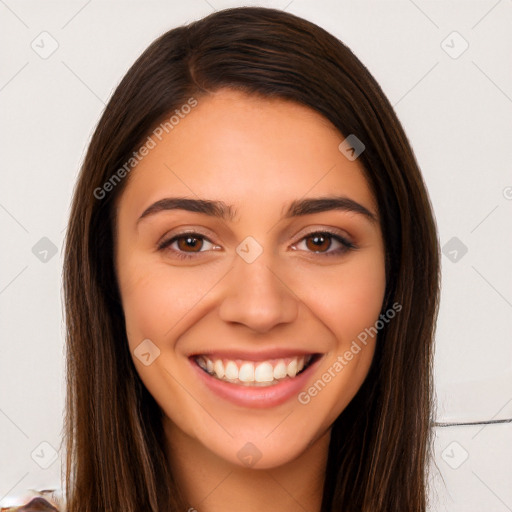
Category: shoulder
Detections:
[
  {"x1": 0, "y1": 498, "x2": 58, "y2": 511},
  {"x1": 0, "y1": 491, "x2": 64, "y2": 512}
]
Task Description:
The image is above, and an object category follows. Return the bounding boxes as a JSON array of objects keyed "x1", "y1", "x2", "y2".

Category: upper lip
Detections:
[{"x1": 190, "y1": 349, "x2": 319, "y2": 362}]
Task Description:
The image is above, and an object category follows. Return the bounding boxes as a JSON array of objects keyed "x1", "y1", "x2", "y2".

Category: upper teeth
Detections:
[{"x1": 195, "y1": 355, "x2": 312, "y2": 385}]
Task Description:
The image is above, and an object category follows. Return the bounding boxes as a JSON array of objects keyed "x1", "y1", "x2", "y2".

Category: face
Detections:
[{"x1": 114, "y1": 89, "x2": 386, "y2": 470}]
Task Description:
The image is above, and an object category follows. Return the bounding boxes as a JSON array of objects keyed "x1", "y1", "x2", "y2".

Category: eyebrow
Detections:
[{"x1": 137, "y1": 195, "x2": 378, "y2": 224}]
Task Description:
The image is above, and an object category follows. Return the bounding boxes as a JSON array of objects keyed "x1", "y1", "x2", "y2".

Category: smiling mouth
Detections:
[{"x1": 192, "y1": 353, "x2": 321, "y2": 387}]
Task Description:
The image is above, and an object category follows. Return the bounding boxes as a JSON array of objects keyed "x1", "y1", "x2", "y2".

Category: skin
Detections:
[{"x1": 114, "y1": 89, "x2": 386, "y2": 512}]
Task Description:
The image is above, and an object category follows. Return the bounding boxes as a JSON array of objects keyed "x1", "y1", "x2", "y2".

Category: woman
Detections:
[{"x1": 15, "y1": 6, "x2": 440, "y2": 512}]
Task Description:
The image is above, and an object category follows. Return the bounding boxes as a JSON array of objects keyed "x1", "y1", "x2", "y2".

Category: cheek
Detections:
[
  {"x1": 291, "y1": 255, "x2": 386, "y2": 422},
  {"x1": 293, "y1": 253, "x2": 386, "y2": 344},
  {"x1": 117, "y1": 253, "x2": 221, "y2": 344},
  {"x1": 339, "y1": 258, "x2": 386, "y2": 335}
]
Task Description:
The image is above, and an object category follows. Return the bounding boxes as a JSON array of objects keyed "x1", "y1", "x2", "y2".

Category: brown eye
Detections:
[
  {"x1": 294, "y1": 231, "x2": 356, "y2": 257},
  {"x1": 176, "y1": 235, "x2": 203, "y2": 252},
  {"x1": 157, "y1": 232, "x2": 219, "y2": 260},
  {"x1": 305, "y1": 233, "x2": 332, "y2": 252}
]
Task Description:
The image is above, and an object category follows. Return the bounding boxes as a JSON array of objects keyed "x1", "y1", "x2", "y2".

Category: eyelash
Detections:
[{"x1": 157, "y1": 230, "x2": 357, "y2": 260}]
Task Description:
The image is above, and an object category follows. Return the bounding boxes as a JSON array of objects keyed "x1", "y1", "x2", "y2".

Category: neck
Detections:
[{"x1": 164, "y1": 420, "x2": 330, "y2": 512}]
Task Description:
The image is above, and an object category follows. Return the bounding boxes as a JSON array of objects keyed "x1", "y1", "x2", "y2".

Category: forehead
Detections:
[{"x1": 117, "y1": 89, "x2": 377, "y2": 220}]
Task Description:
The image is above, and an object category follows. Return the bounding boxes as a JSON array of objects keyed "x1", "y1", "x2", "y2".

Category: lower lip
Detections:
[{"x1": 190, "y1": 356, "x2": 321, "y2": 409}]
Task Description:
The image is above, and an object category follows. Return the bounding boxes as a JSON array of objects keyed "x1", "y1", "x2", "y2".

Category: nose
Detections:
[{"x1": 218, "y1": 250, "x2": 299, "y2": 333}]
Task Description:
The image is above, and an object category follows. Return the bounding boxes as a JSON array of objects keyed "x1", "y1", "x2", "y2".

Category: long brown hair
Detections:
[{"x1": 62, "y1": 6, "x2": 440, "y2": 511}]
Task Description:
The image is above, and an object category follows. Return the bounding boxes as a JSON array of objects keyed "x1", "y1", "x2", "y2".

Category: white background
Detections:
[{"x1": 1, "y1": 1, "x2": 511, "y2": 510}]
